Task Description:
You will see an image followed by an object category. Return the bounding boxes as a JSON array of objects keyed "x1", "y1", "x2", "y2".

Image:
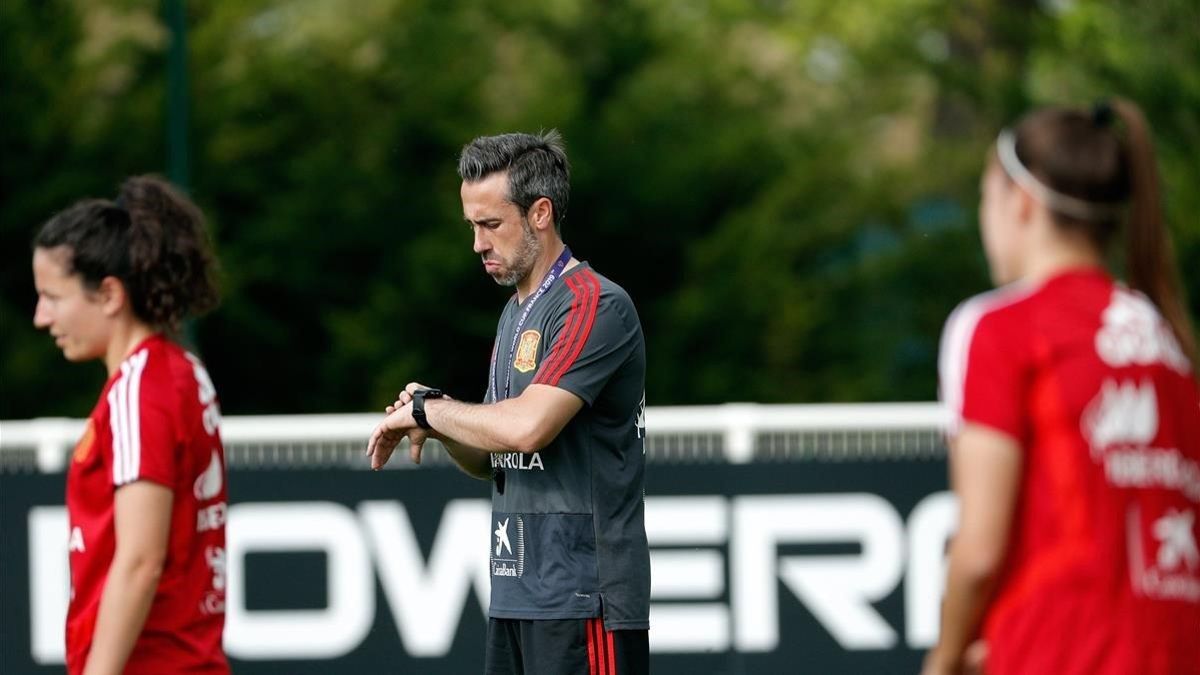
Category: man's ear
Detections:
[
  {"x1": 528, "y1": 197, "x2": 555, "y2": 232},
  {"x1": 96, "y1": 276, "x2": 129, "y2": 318}
]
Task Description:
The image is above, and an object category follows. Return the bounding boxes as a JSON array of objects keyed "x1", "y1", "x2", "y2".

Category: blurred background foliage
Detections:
[{"x1": 2, "y1": 0, "x2": 1197, "y2": 417}]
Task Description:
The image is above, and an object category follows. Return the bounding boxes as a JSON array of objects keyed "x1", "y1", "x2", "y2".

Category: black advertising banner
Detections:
[{"x1": 2, "y1": 461, "x2": 952, "y2": 674}]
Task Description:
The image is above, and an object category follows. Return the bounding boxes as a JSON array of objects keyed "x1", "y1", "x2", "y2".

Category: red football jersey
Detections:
[
  {"x1": 940, "y1": 268, "x2": 1200, "y2": 675},
  {"x1": 66, "y1": 334, "x2": 228, "y2": 674}
]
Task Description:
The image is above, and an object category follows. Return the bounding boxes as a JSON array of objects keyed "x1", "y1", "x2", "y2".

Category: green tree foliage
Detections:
[{"x1": 2, "y1": 0, "x2": 1196, "y2": 417}]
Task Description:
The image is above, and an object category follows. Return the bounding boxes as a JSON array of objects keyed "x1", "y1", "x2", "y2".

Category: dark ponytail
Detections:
[
  {"x1": 34, "y1": 175, "x2": 220, "y2": 333},
  {"x1": 1005, "y1": 100, "x2": 1197, "y2": 369},
  {"x1": 1108, "y1": 98, "x2": 1197, "y2": 369}
]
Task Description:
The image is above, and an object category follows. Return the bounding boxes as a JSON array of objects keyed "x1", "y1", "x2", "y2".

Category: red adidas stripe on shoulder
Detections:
[
  {"x1": 534, "y1": 270, "x2": 601, "y2": 387},
  {"x1": 551, "y1": 270, "x2": 602, "y2": 384},
  {"x1": 532, "y1": 274, "x2": 586, "y2": 385}
]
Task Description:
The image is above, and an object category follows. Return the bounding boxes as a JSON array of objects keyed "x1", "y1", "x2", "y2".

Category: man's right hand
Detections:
[
  {"x1": 366, "y1": 404, "x2": 414, "y2": 470},
  {"x1": 373, "y1": 382, "x2": 456, "y2": 468},
  {"x1": 365, "y1": 404, "x2": 437, "y2": 468}
]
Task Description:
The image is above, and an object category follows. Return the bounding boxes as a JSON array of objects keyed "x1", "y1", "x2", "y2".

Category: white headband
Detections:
[{"x1": 995, "y1": 128, "x2": 1126, "y2": 221}]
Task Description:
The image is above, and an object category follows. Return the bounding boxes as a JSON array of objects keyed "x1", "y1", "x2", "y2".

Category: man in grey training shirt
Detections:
[{"x1": 367, "y1": 131, "x2": 651, "y2": 675}]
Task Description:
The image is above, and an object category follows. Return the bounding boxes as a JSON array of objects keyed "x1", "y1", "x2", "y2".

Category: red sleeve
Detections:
[
  {"x1": 939, "y1": 301, "x2": 1027, "y2": 442},
  {"x1": 529, "y1": 270, "x2": 643, "y2": 405},
  {"x1": 106, "y1": 348, "x2": 180, "y2": 488},
  {"x1": 532, "y1": 270, "x2": 601, "y2": 391}
]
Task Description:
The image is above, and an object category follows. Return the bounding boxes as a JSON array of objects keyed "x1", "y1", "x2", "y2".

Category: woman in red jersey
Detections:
[
  {"x1": 923, "y1": 98, "x2": 1200, "y2": 675},
  {"x1": 32, "y1": 176, "x2": 229, "y2": 675}
]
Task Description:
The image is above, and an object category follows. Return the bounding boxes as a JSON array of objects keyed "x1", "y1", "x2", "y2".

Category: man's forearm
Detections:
[
  {"x1": 438, "y1": 436, "x2": 491, "y2": 480},
  {"x1": 424, "y1": 398, "x2": 545, "y2": 454}
]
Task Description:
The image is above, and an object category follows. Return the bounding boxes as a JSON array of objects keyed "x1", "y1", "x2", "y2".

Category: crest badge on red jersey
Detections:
[
  {"x1": 513, "y1": 330, "x2": 541, "y2": 373},
  {"x1": 73, "y1": 419, "x2": 95, "y2": 463}
]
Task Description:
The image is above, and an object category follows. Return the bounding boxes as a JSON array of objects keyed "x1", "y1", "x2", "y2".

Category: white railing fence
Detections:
[{"x1": 0, "y1": 402, "x2": 949, "y2": 473}]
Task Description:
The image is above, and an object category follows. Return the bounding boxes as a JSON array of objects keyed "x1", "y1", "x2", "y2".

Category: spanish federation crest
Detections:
[
  {"x1": 73, "y1": 419, "x2": 96, "y2": 463},
  {"x1": 513, "y1": 329, "x2": 541, "y2": 373}
]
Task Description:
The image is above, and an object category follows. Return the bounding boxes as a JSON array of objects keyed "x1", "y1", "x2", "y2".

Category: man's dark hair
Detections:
[{"x1": 458, "y1": 130, "x2": 570, "y2": 232}]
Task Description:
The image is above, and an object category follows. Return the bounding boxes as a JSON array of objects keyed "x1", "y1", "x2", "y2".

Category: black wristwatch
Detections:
[{"x1": 411, "y1": 388, "x2": 444, "y2": 430}]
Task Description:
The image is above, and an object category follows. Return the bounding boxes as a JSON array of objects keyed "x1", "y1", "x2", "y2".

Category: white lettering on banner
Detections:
[
  {"x1": 651, "y1": 550, "x2": 724, "y2": 599},
  {"x1": 904, "y1": 492, "x2": 958, "y2": 648},
  {"x1": 358, "y1": 500, "x2": 492, "y2": 657},
  {"x1": 27, "y1": 493, "x2": 961, "y2": 664},
  {"x1": 733, "y1": 495, "x2": 905, "y2": 651},
  {"x1": 29, "y1": 507, "x2": 69, "y2": 665},
  {"x1": 645, "y1": 496, "x2": 730, "y2": 653},
  {"x1": 225, "y1": 502, "x2": 375, "y2": 659}
]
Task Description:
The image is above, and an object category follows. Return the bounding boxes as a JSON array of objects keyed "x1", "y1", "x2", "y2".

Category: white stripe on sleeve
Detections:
[
  {"x1": 938, "y1": 302, "x2": 984, "y2": 436},
  {"x1": 109, "y1": 350, "x2": 149, "y2": 486},
  {"x1": 117, "y1": 360, "x2": 132, "y2": 484},
  {"x1": 107, "y1": 382, "x2": 125, "y2": 484},
  {"x1": 938, "y1": 283, "x2": 1039, "y2": 436},
  {"x1": 126, "y1": 351, "x2": 148, "y2": 481},
  {"x1": 119, "y1": 361, "x2": 132, "y2": 482}
]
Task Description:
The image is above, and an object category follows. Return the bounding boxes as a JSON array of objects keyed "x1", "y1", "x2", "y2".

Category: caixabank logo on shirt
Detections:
[
  {"x1": 1127, "y1": 505, "x2": 1200, "y2": 602},
  {"x1": 492, "y1": 515, "x2": 525, "y2": 578},
  {"x1": 1079, "y1": 376, "x2": 1200, "y2": 601}
]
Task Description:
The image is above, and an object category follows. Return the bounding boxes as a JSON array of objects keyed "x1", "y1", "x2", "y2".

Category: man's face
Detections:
[{"x1": 461, "y1": 172, "x2": 540, "y2": 287}]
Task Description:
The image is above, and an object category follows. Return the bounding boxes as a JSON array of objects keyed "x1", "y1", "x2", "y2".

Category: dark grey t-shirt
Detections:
[{"x1": 483, "y1": 262, "x2": 649, "y2": 630}]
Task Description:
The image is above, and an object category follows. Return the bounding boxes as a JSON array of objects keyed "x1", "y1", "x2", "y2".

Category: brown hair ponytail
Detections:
[
  {"x1": 1109, "y1": 98, "x2": 1197, "y2": 368},
  {"x1": 1005, "y1": 99, "x2": 1197, "y2": 369},
  {"x1": 35, "y1": 175, "x2": 220, "y2": 333}
]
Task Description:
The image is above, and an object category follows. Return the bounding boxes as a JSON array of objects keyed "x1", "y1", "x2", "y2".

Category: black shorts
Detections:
[{"x1": 484, "y1": 617, "x2": 649, "y2": 675}]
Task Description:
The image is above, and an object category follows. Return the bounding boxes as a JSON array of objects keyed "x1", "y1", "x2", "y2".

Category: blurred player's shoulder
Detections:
[{"x1": 941, "y1": 280, "x2": 1043, "y2": 356}]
